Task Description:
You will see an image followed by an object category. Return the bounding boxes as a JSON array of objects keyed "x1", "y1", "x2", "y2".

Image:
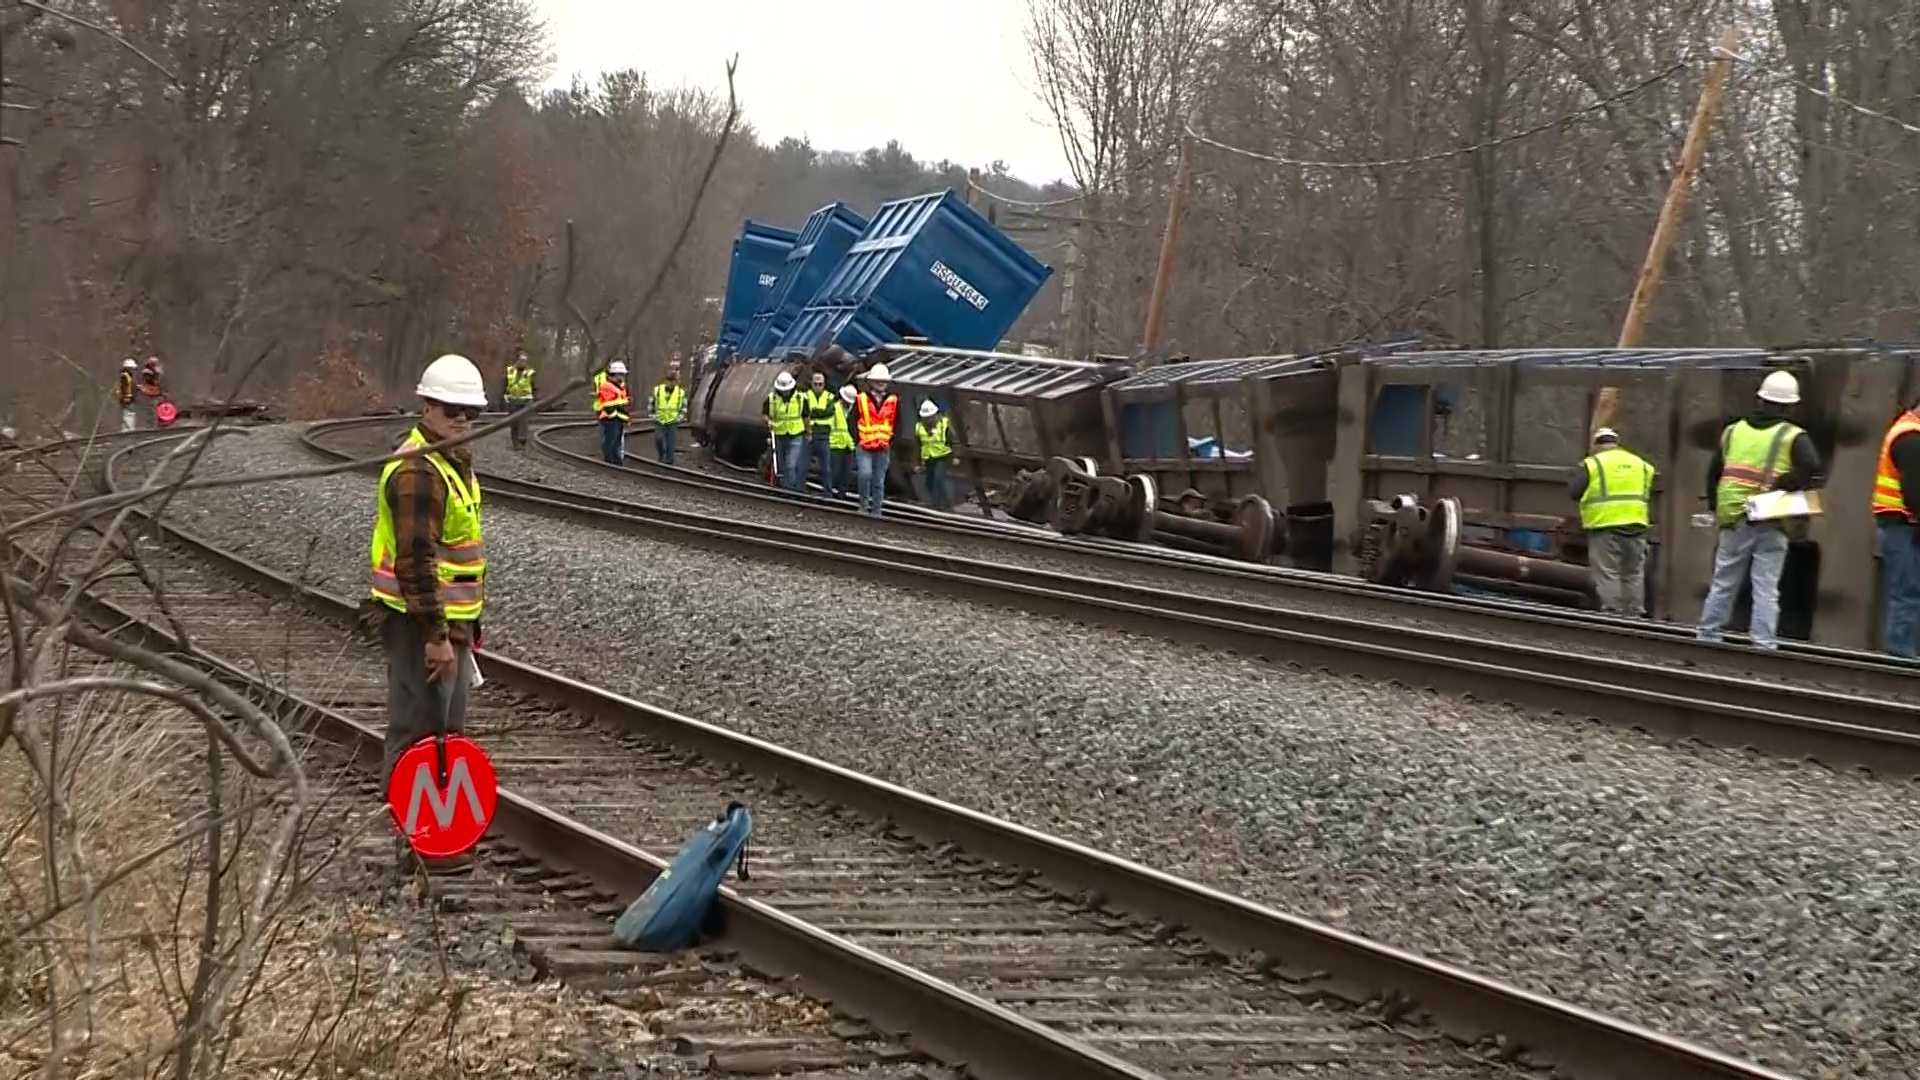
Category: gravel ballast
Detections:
[{"x1": 156, "y1": 424, "x2": 1919, "y2": 1077}]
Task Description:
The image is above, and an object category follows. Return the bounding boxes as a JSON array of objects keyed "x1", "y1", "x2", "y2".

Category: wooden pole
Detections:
[
  {"x1": 1593, "y1": 29, "x2": 1736, "y2": 434},
  {"x1": 1140, "y1": 128, "x2": 1194, "y2": 363}
]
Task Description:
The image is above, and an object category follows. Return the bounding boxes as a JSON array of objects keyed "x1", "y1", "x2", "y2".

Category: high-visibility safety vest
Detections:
[
  {"x1": 595, "y1": 379, "x2": 630, "y2": 423},
  {"x1": 767, "y1": 391, "x2": 806, "y2": 437},
  {"x1": 802, "y1": 388, "x2": 835, "y2": 431},
  {"x1": 1577, "y1": 447, "x2": 1653, "y2": 530},
  {"x1": 653, "y1": 383, "x2": 686, "y2": 424},
  {"x1": 591, "y1": 369, "x2": 607, "y2": 409},
  {"x1": 855, "y1": 393, "x2": 898, "y2": 451},
  {"x1": 916, "y1": 416, "x2": 953, "y2": 462},
  {"x1": 505, "y1": 366, "x2": 535, "y2": 400},
  {"x1": 370, "y1": 428, "x2": 486, "y2": 622},
  {"x1": 1872, "y1": 410, "x2": 1920, "y2": 520},
  {"x1": 829, "y1": 402, "x2": 854, "y2": 451},
  {"x1": 114, "y1": 372, "x2": 135, "y2": 406},
  {"x1": 1715, "y1": 419, "x2": 1803, "y2": 527}
]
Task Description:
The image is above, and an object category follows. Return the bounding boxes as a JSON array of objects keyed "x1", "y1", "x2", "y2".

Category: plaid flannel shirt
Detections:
[{"x1": 384, "y1": 443, "x2": 477, "y2": 645}]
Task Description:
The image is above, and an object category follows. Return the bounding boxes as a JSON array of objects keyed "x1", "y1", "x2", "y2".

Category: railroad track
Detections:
[
  {"x1": 11, "y1": 427, "x2": 1799, "y2": 1077},
  {"x1": 529, "y1": 416, "x2": 1917, "y2": 684},
  {"x1": 309, "y1": 416, "x2": 1920, "y2": 777}
]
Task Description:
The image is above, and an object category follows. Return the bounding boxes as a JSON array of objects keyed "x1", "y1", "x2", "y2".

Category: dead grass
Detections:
[{"x1": 283, "y1": 347, "x2": 388, "y2": 421}]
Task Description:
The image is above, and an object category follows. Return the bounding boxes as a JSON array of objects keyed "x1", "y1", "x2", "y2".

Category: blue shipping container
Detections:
[
  {"x1": 737, "y1": 202, "x2": 868, "y2": 358},
  {"x1": 714, "y1": 221, "x2": 798, "y2": 358},
  {"x1": 770, "y1": 190, "x2": 1052, "y2": 357}
]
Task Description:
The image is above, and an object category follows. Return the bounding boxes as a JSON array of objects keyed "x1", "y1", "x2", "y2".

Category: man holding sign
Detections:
[{"x1": 367, "y1": 353, "x2": 495, "y2": 873}]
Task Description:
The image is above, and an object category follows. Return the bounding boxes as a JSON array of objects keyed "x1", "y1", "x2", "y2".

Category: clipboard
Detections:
[{"x1": 1746, "y1": 489, "x2": 1822, "y2": 522}]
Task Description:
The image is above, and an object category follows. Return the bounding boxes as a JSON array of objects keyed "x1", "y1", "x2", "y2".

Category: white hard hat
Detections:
[
  {"x1": 1757, "y1": 370, "x2": 1800, "y2": 405},
  {"x1": 839, "y1": 384, "x2": 856, "y2": 404},
  {"x1": 773, "y1": 371, "x2": 796, "y2": 392},
  {"x1": 608, "y1": 361, "x2": 628, "y2": 376},
  {"x1": 415, "y1": 354, "x2": 488, "y2": 408},
  {"x1": 864, "y1": 363, "x2": 891, "y2": 382},
  {"x1": 919, "y1": 399, "x2": 938, "y2": 418},
  {"x1": 122, "y1": 358, "x2": 137, "y2": 370},
  {"x1": 1593, "y1": 427, "x2": 1619, "y2": 442}
]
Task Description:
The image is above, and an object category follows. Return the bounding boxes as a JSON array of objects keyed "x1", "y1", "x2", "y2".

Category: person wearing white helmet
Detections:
[
  {"x1": 366, "y1": 353, "x2": 491, "y2": 874},
  {"x1": 762, "y1": 368, "x2": 807, "y2": 492},
  {"x1": 1696, "y1": 369, "x2": 1825, "y2": 649},
  {"x1": 114, "y1": 358, "x2": 138, "y2": 432},
  {"x1": 851, "y1": 361, "x2": 899, "y2": 517},
  {"x1": 1568, "y1": 426, "x2": 1656, "y2": 617},
  {"x1": 595, "y1": 360, "x2": 632, "y2": 464},
  {"x1": 829, "y1": 383, "x2": 857, "y2": 496},
  {"x1": 915, "y1": 398, "x2": 955, "y2": 510}
]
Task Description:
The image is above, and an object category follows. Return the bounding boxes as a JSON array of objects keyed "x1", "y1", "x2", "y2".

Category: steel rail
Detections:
[
  {"x1": 61, "y1": 432, "x2": 1156, "y2": 1080},
  {"x1": 530, "y1": 416, "x2": 1919, "y2": 691},
  {"x1": 313, "y1": 417, "x2": 1920, "y2": 777},
  {"x1": 117, "y1": 428, "x2": 1797, "y2": 1080}
]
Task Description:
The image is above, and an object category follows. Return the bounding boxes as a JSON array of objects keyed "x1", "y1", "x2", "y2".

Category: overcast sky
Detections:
[{"x1": 531, "y1": 0, "x2": 1074, "y2": 187}]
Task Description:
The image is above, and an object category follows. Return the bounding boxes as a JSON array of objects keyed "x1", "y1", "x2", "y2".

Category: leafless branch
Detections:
[{"x1": 14, "y1": 0, "x2": 181, "y2": 85}]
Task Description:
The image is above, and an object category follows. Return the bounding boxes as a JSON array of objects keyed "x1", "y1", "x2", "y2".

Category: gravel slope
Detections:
[{"x1": 156, "y1": 424, "x2": 1920, "y2": 1077}]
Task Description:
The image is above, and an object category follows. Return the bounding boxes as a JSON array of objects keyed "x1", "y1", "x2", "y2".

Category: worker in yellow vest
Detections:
[
  {"x1": 915, "y1": 399, "x2": 955, "y2": 511},
  {"x1": 113, "y1": 358, "x2": 137, "y2": 432},
  {"x1": 800, "y1": 370, "x2": 837, "y2": 497},
  {"x1": 503, "y1": 348, "x2": 537, "y2": 452},
  {"x1": 595, "y1": 360, "x2": 631, "y2": 465},
  {"x1": 1872, "y1": 394, "x2": 1920, "y2": 657},
  {"x1": 763, "y1": 369, "x2": 807, "y2": 493},
  {"x1": 827, "y1": 384, "x2": 857, "y2": 498},
  {"x1": 1696, "y1": 371, "x2": 1824, "y2": 650},
  {"x1": 366, "y1": 353, "x2": 489, "y2": 874},
  {"x1": 1568, "y1": 428, "x2": 1654, "y2": 617},
  {"x1": 650, "y1": 360, "x2": 687, "y2": 465}
]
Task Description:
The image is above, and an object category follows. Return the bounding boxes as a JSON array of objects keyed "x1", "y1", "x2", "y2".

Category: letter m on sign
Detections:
[{"x1": 403, "y1": 757, "x2": 486, "y2": 834}]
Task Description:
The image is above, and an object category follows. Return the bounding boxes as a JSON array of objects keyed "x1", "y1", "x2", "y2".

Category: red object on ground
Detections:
[
  {"x1": 155, "y1": 400, "x2": 178, "y2": 426},
  {"x1": 384, "y1": 734, "x2": 498, "y2": 857}
]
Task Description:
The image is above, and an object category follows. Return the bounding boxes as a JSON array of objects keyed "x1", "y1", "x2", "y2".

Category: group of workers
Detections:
[
  {"x1": 110, "y1": 356, "x2": 170, "y2": 431},
  {"x1": 1572, "y1": 369, "x2": 1920, "y2": 657},
  {"x1": 760, "y1": 362, "x2": 954, "y2": 515},
  {"x1": 592, "y1": 357, "x2": 687, "y2": 466}
]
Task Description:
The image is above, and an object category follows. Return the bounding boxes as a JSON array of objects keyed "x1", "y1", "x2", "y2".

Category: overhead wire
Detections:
[{"x1": 1721, "y1": 49, "x2": 1920, "y2": 139}]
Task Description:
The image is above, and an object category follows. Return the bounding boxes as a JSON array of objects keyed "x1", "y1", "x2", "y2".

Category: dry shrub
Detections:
[{"x1": 284, "y1": 347, "x2": 388, "y2": 420}]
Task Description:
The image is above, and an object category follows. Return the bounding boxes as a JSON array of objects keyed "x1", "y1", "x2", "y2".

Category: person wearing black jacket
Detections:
[
  {"x1": 1873, "y1": 395, "x2": 1920, "y2": 657},
  {"x1": 1695, "y1": 371, "x2": 1824, "y2": 650}
]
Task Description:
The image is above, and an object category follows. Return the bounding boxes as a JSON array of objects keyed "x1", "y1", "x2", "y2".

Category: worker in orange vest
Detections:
[
  {"x1": 851, "y1": 363, "x2": 898, "y2": 518},
  {"x1": 595, "y1": 360, "x2": 631, "y2": 465},
  {"x1": 1873, "y1": 394, "x2": 1920, "y2": 657}
]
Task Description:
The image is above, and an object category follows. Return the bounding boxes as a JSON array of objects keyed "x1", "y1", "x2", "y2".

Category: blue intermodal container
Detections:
[
  {"x1": 736, "y1": 202, "x2": 868, "y2": 358},
  {"x1": 771, "y1": 190, "x2": 1053, "y2": 358},
  {"x1": 714, "y1": 221, "x2": 798, "y2": 359}
]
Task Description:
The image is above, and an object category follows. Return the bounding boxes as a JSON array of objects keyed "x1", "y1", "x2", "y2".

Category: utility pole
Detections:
[
  {"x1": 1140, "y1": 124, "x2": 1194, "y2": 363},
  {"x1": 1593, "y1": 29, "x2": 1736, "y2": 434}
]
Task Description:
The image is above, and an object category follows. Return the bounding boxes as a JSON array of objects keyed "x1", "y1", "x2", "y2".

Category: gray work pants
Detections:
[
  {"x1": 381, "y1": 614, "x2": 472, "y2": 787},
  {"x1": 1696, "y1": 521, "x2": 1790, "y2": 649},
  {"x1": 1586, "y1": 528, "x2": 1647, "y2": 617}
]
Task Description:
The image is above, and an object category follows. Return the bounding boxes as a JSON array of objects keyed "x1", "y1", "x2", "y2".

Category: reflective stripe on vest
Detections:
[
  {"x1": 1873, "y1": 411, "x2": 1920, "y2": 519},
  {"x1": 802, "y1": 389, "x2": 835, "y2": 430},
  {"x1": 829, "y1": 402, "x2": 853, "y2": 450},
  {"x1": 653, "y1": 383, "x2": 685, "y2": 423},
  {"x1": 1578, "y1": 447, "x2": 1653, "y2": 530},
  {"x1": 767, "y1": 391, "x2": 806, "y2": 436},
  {"x1": 856, "y1": 394, "x2": 897, "y2": 451},
  {"x1": 369, "y1": 428, "x2": 486, "y2": 621},
  {"x1": 505, "y1": 367, "x2": 535, "y2": 399},
  {"x1": 1715, "y1": 420, "x2": 1800, "y2": 527},
  {"x1": 916, "y1": 417, "x2": 952, "y2": 461},
  {"x1": 596, "y1": 381, "x2": 630, "y2": 422}
]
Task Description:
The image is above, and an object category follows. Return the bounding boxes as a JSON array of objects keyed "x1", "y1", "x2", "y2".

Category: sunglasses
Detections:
[{"x1": 433, "y1": 403, "x2": 482, "y2": 421}]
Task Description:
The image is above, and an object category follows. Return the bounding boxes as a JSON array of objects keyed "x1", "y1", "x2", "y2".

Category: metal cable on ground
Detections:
[{"x1": 1184, "y1": 60, "x2": 1693, "y2": 170}]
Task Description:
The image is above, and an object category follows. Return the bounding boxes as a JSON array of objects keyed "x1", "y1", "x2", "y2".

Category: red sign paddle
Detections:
[{"x1": 384, "y1": 734, "x2": 498, "y2": 858}]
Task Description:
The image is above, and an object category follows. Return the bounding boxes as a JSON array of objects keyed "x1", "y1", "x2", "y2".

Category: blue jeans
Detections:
[
  {"x1": 923, "y1": 457, "x2": 951, "y2": 509},
  {"x1": 1696, "y1": 521, "x2": 1790, "y2": 649},
  {"x1": 599, "y1": 419, "x2": 625, "y2": 465},
  {"x1": 832, "y1": 449, "x2": 854, "y2": 497},
  {"x1": 809, "y1": 432, "x2": 834, "y2": 495},
  {"x1": 655, "y1": 422, "x2": 677, "y2": 465},
  {"x1": 855, "y1": 448, "x2": 889, "y2": 517},
  {"x1": 1879, "y1": 518, "x2": 1920, "y2": 658},
  {"x1": 775, "y1": 435, "x2": 806, "y2": 492}
]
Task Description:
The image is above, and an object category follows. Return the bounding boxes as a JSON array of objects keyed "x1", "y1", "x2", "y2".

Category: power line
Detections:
[
  {"x1": 965, "y1": 175, "x2": 1086, "y2": 208},
  {"x1": 1723, "y1": 49, "x2": 1920, "y2": 138},
  {"x1": 1184, "y1": 61, "x2": 1692, "y2": 171}
]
